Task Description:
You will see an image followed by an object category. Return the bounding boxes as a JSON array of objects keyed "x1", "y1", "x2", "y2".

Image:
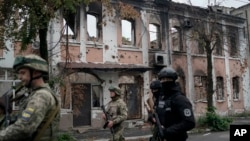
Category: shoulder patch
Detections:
[
  {"x1": 21, "y1": 107, "x2": 35, "y2": 122},
  {"x1": 184, "y1": 109, "x2": 192, "y2": 117}
]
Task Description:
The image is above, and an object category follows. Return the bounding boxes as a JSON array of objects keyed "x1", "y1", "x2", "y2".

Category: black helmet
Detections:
[
  {"x1": 158, "y1": 67, "x2": 178, "y2": 81},
  {"x1": 150, "y1": 80, "x2": 162, "y2": 90}
]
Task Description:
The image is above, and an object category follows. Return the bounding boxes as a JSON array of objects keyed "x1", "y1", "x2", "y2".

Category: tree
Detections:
[
  {"x1": 183, "y1": 1, "x2": 245, "y2": 112},
  {"x1": 0, "y1": 0, "x2": 139, "y2": 61},
  {"x1": 0, "y1": 0, "x2": 86, "y2": 61}
]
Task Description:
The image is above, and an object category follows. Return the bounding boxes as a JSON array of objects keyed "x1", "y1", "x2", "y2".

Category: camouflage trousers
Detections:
[{"x1": 108, "y1": 125, "x2": 125, "y2": 141}]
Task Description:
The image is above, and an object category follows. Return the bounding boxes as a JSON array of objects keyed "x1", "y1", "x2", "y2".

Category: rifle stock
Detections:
[
  {"x1": 101, "y1": 105, "x2": 114, "y2": 133},
  {"x1": 154, "y1": 112, "x2": 164, "y2": 139},
  {"x1": 1, "y1": 84, "x2": 24, "y2": 127}
]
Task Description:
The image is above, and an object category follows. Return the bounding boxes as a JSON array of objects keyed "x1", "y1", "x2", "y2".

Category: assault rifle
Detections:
[
  {"x1": 101, "y1": 105, "x2": 114, "y2": 140},
  {"x1": 1, "y1": 84, "x2": 24, "y2": 127},
  {"x1": 150, "y1": 112, "x2": 164, "y2": 141}
]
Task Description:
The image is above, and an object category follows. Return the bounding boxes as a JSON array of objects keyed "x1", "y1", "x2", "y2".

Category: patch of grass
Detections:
[
  {"x1": 197, "y1": 111, "x2": 233, "y2": 131},
  {"x1": 57, "y1": 133, "x2": 77, "y2": 141}
]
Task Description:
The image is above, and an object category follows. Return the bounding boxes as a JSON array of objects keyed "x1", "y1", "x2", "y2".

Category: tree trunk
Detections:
[{"x1": 206, "y1": 44, "x2": 214, "y2": 112}]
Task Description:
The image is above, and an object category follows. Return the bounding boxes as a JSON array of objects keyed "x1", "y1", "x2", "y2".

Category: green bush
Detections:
[
  {"x1": 197, "y1": 111, "x2": 233, "y2": 131},
  {"x1": 57, "y1": 133, "x2": 77, "y2": 141}
]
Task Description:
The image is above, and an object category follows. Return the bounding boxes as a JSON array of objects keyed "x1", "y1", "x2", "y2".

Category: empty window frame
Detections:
[
  {"x1": 87, "y1": 14, "x2": 100, "y2": 42},
  {"x1": 232, "y1": 76, "x2": 240, "y2": 100},
  {"x1": 149, "y1": 24, "x2": 161, "y2": 49},
  {"x1": 92, "y1": 85, "x2": 102, "y2": 108},
  {"x1": 227, "y1": 26, "x2": 239, "y2": 57},
  {"x1": 194, "y1": 76, "x2": 207, "y2": 101},
  {"x1": 216, "y1": 77, "x2": 224, "y2": 101},
  {"x1": 171, "y1": 27, "x2": 184, "y2": 52},
  {"x1": 214, "y1": 33, "x2": 223, "y2": 56},
  {"x1": 122, "y1": 19, "x2": 135, "y2": 46},
  {"x1": 198, "y1": 40, "x2": 205, "y2": 54},
  {"x1": 63, "y1": 10, "x2": 80, "y2": 40}
]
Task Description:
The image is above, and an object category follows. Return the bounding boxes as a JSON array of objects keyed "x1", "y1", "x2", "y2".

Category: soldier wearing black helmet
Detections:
[
  {"x1": 154, "y1": 67, "x2": 195, "y2": 141},
  {"x1": 150, "y1": 80, "x2": 162, "y2": 105}
]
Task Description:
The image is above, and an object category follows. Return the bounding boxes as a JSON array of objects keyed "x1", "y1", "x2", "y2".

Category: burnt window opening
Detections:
[
  {"x1": 92, "y1": 85, "x2": 102, "y2": 107},
  {"x1": 122, "y1": 19, "x2": 135, "y2": 46},
  {"x1": 149, "y1": 24, "x2": 161, "y2": 50},
  {"x1": 194, "y1": 76, "x2": 207, "y2": 102},
  {"x1": 232, "y1": 76, "x2": 240, "y2": 100},
  {"x1": 228, "y1": 26, "x2": 239, "y2": 57},
  {"x1": 216, "y1": 77, "x2": 224, "y2": 101},
  {"x1": 198, "y1": 40, "x2": 205, "y2": 54},
  {"x1": 171, "y1": 27, "x2": 184, "y2": 52},
  {"x1": 87, "y1": 14, "x2": 101, "y2": 42},
  {"x1": 214, "y1": 33, "x2": 222, "y2": 56},
  {"x1": 63, "y1": 10, "x2": 80, "y2": 40}
]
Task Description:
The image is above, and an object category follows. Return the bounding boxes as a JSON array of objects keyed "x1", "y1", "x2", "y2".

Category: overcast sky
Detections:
[{"x1": 173, "y1": 0, "x2": 250, "y2": 8}]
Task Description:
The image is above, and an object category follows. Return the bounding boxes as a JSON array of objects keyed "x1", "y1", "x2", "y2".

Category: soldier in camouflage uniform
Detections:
[
  {"x1": 0, "y1": 54, "x2": 60, "y2": 141},
  {"x1": 102, "y1": 86, "x2": 128, "y2": 141}
]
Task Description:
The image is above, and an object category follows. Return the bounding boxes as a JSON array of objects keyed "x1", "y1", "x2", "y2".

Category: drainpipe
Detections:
[{"x1": 245, "y1": 10, "x2": 250, "y2": 111}]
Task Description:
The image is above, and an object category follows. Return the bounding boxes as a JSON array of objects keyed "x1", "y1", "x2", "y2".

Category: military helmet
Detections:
[
  {"x1": 150, "y1": 80, "x2": 162, "y2": 90},
  {"x1": 13, "y1": 54, "x2": 48, "y2": 73},
  {"x1": 158, "y1": 67, "x2": 178, "y2": 81},
  {"x1": 108, "y1": 86, "x2": 121, "y2": 95}
]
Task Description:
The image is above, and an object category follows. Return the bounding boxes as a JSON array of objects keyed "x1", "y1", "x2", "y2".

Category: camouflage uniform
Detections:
[
  {"x1": 0, "y1": 54, "x2": 60, "y2": 141},
  {"x1": 106, "y1": 86, "x2": 128, "y2": 141}
]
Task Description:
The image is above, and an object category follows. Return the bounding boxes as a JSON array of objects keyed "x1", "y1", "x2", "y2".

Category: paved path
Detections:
[{"x1": 64, "y1": 117, "x2": 250, "y2": 141}]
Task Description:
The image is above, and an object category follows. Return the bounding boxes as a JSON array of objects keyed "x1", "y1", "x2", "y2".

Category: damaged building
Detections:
[{"x1": 0, "y1": 0, "x2": 249, "y2": 131}]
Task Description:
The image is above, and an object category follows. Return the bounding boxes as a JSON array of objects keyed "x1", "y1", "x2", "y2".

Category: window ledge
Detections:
[
  {"x1": 86, "y1": 41, "x2": 103, "y2": 48},
  {"x1": 216, "y1": 99, "x2": 225, "y2": 103},
  {"x1": 118, "y1": 46, "x2": 141, "y2": 52},
  {"x1": 233, "y1": 99, "x2": 240, "y2": 102},
  {"x1": 195, "y1": 100, "x2": 207, "y2": 103}
]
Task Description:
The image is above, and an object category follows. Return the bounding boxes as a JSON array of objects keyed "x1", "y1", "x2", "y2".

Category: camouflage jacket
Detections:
[
  {"x1": 107, "y1": 97, "x2": 128, "y2": 126},
  {"x1": 0, "y1": 84, "x2": 60, "y2": 141}
]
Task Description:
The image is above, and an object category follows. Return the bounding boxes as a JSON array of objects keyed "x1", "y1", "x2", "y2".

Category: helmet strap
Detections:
[{"x1": 27, "y1": 69, "x2": 42, "y2": 88}]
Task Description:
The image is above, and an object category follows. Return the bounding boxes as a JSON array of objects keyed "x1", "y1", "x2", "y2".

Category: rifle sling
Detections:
[
  {"x1": 33, "y1": 104, "x2": 59, "y2": 141},
  {"x1": 33, "y1": 87, "x2": 60, "y2": 141}
]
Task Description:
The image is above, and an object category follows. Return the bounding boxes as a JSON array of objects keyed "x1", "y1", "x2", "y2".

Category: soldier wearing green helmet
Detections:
[
  {"x1": 0, "y1": 54, "x2": 60, "y2": 141},
  {"x1": 102, "y1": 85, "x2": 128, "y2": 141}
]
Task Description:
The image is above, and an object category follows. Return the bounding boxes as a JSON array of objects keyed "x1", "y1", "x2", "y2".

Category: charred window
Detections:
[
  {"x1": 214, "y1": 33, "x2": 222, "y2": 56},
  {"x1": 63, "y1": 10, "x2": 80, "y2": 41},
  {"x1": 122, "y1": 19, "x2": 135, "y2": 46},
  {"x1": 92, "y1": 85, "x2": 102, "y2": 107},
  {"x1": 86, "y1": 2, "x2": 102, "y2": 42},
  {"x1": 171, "y1": 27, "x2": 184, "y2": 52},
  {"x1": 232, "y1": 76, "x2": 240, "y2": 100},
  {"x1": 227, "y1": 26, "x2": 239, "y2": 57},
  {"x1": 194, "y1": 76, "x2": 207, "y2": 101},
  {"x1": 149, "y1": 24, "x2": 161, "y2": 50},
  {"x1": 87, "y1": 14, "x2": 101, "y2": 42},
  {"x1": 216, "y1": 77, "x2": 224, "y2": 101},
  {"x1": 198, "y1": 39, "x2": 205, "y2": 54}
]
